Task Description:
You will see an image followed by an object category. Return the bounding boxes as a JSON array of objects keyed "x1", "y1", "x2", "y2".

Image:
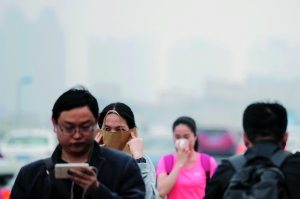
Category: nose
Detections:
[{"x1": 72, "y1": 129, "x2": 83, "y2": 138}]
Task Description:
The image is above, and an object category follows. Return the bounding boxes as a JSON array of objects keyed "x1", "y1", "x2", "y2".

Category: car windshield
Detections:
[
  {"x1": 199, "y1": 129, "x2": 227, "y2": 135},
  {"x1": 7, "y1": 136, "x2": 48, "y2": 146}
]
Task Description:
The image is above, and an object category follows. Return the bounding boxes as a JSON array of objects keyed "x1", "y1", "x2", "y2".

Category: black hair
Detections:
[
  {"x1": 52, "y1": 85, "x2": 99, "y2": 123},
  {"x1": 98, "y1": 102, "x2": 136, "y2": 129},
  {"x1": 172, "y1": 116, "x2": 199, "y2": 151},
  {"x1": 243, "y1": 102, "x2": 288, "y2": 143}
]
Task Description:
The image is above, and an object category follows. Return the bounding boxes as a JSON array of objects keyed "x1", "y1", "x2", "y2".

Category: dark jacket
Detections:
[
  {"x1": 10, "y1": 141, "x2": 146, "y2": 199},
  {"x1": 204, "y1": 140, "x2": 300, "y2": 199}
]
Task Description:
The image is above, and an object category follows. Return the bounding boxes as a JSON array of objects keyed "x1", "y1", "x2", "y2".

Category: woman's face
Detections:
[
  {"x1": 102, "y1": 113, "x2": 129, "y2": 132},
  {"x1": 173, "y1": 124, "x2": 197, "y2": 150}
]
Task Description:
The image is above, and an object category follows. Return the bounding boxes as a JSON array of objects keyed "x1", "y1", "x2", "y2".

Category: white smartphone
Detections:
[{"x1": 54, "y1": 163, "x2": 89, "y2": 179}]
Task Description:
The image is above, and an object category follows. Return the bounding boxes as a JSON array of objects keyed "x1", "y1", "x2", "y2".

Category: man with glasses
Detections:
[{"x1": 10, "y1": 86, "x2": 146, "y2": 199}]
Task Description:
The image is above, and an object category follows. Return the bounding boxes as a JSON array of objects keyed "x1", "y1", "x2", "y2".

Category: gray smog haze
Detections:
[{"x1": 1, "y1": 1, "x2": 300, "y2": 134}]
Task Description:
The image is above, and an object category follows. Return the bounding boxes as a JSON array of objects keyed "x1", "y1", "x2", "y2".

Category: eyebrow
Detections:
[
  {"x1": 174, "y1": 133, "x2": 191, "y2": 136},
  {"x1": 104, "y1": 124, "x2": 127, "y2": 128}
]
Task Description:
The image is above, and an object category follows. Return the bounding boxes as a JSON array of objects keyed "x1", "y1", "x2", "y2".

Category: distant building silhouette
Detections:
[
  {"x1": 248, "y1": 39, "x2": 300, "y2": 79},
  {"x1": 0, "y1": 7, "x2": 66, "y2": 127},
  {"x1": 88, "y1": 37, "x2": 156, "y2": 102},
  {"x1": 168, "y1": 39, "x2": 232, "y2": 96}
]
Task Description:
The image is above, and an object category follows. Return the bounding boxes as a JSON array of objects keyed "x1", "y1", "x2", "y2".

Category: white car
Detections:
[{"x1": 0, "y1": 129, "x2": 57, "y2": 171}]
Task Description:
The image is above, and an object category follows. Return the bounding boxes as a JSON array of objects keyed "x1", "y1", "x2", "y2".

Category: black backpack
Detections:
[{"x1": 222, "y1": 150, "x2": 292, "y2": 199}]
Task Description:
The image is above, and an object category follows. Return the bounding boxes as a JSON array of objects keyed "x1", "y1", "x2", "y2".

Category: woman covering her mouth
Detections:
[{"x1": 95, "y1": 102, "x2": 156, "y2": 199}]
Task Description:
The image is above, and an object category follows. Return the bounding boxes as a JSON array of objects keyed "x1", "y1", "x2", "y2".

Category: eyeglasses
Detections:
[{"x1": 57, "y1": 123, "x2": 96, "y2": 135}]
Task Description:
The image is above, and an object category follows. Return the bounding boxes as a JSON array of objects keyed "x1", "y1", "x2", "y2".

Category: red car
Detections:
[
  {"x1": 0, "y1": 173, "x2": 13, "y2": 199},
  {"x1": 197, "y1": 128, "x2": 237, "y2": 156},
  {"x1": 0, "y1": 152, "x2": 13, "y2": 199},
  {"x1": 0, "y1": 188, "x2": 10, "y2": 199}
]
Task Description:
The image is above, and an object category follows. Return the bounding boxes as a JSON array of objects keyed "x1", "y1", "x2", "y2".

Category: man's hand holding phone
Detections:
[{"x1": 55, "y1": 163, "x2": 99, "y2": 196}]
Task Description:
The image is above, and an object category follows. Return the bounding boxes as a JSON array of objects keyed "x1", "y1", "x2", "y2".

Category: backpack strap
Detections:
[
  {"x1": 44, "y1": 157, "x2": 71, "y2": 198},
  {"x1": 164, "y1": 153, "x2": 212, "y2": 182},
  {"x1": 270, "y1": 150, "x2": 292, "y2": 167},
  {"x1": 228, "y1": 150, "x2": 292, "y2": 172},
  {"x1": 44, "y1": 157, "x2": 53, "y2": 172},
  {"x1": 200, "y1": 153, "x2": 211, "y2": 184},
  {"x1": 227, "y1": 154, "x2": 247, "y2": 172},
  {"x1": 200, "y1": 153, "x2": 211, "y2": 173},
  {"x1": 164, "y1": 154, "x2": 173, "y2": 174}
]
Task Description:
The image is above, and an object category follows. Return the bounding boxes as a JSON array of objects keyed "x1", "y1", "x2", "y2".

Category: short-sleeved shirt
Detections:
[{"x1": 156, "y1": 153, "x2": 217, "y2": 199}]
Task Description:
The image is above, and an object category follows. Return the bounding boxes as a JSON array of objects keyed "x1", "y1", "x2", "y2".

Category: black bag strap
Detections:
[
  {"x1": 227, "y1": 154, "x2": 246, "y2": 172},
  {"x1": 44, "y1": 157, "x2": 70, "y2": 199},
  {"x1": 270, "y1": 150, "x2": 292, "y2": 167},
  {"x1": 44, "y1": 157, "x2": 53, "y2": 171},
  {"x1": 228, "y1": 149, "x2": 292, "y2": 172}
]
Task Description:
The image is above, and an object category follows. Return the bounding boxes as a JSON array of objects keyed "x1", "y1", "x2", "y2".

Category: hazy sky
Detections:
[{"x1": 1, "y1": 0, "x2": 300, "y2": 100}]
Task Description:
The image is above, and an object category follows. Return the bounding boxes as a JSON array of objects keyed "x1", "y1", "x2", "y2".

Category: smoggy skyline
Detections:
[
  {"x1": 1, "y1": 1, "x2": 300, "y2": 128},
  {"x1": 1, "y1": 1, "x2": 300, "y2": 94}
]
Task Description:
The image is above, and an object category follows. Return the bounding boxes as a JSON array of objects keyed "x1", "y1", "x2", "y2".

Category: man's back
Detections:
[{"x1": 204, "y1": 140, "x2": 300, "y2": 199}]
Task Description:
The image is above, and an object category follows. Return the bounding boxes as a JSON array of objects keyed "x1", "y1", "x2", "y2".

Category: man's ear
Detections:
[
  {"x1": 243, "y1": 132, "x2": 252, "y2": 148},
  {"x1": 51, "y1": 118, "x2": 57, "y2": 132},
  {"x1": 281, "y1": 132, "x2": 288, "y2": 149}
]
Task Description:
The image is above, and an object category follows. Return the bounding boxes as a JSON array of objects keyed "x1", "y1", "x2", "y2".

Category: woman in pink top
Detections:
[{"x1": 156, "y1": 116, "x2": 218, "y2": 199}]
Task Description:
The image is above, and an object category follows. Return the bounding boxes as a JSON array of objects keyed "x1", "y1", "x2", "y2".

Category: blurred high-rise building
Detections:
[
  {"x1": 88, "y1": 37, "x2": 156, "y2": 102},
  {"x1": 248, "y1": 39, "x2": 300, "y2": 79},
  {"x1": 168, "y1": 39, "x2": 233, "y2": 96},
  {"x1": 0, "y1": 7, "x2": 66, "y2": 127}
]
